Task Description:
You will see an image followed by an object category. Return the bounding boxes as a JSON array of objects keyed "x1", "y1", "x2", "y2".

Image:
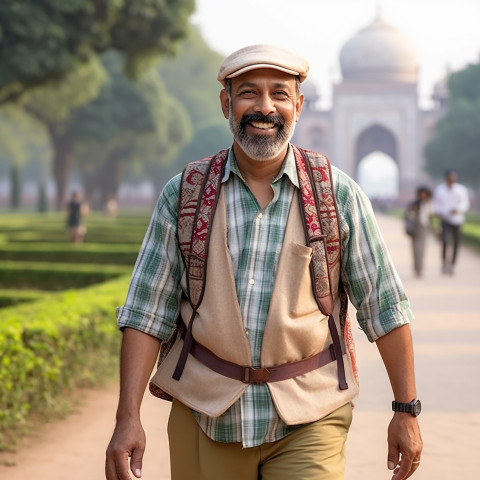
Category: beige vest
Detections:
[{"x1": 150, "y1": 191, "x2": 359, "y2": 424}]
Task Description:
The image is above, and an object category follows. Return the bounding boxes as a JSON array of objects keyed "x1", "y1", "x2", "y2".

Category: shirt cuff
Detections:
[
  {"x1": 116, "y1": 305, "x2": 173, "y2": 341},
  {"x1": 359, "y1": 299, "x2": 414, "y2": 343}
]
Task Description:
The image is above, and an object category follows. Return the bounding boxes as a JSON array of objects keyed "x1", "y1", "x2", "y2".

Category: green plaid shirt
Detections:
[{"x1": 117, "y1": 145, "x2": 413, "y2": 448}]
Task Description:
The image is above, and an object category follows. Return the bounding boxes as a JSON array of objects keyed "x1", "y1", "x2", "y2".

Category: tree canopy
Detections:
[
  {"x1": 73, "y1": 51, "x2": 192, "y2": 205},
  {"x1": 425, "y1": 63, "x2": 480, "y2": 189},
  {"x1": 158, "y1": 26, "x2": 231, "y2": 168},
  {"x1": 0, "y1": 0, "x2": 194, "y2": 103}
]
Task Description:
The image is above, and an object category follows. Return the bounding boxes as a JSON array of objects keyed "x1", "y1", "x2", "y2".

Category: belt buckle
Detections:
[{"x1": 241, "y1": 366, "x2": 270, "y2": 384}]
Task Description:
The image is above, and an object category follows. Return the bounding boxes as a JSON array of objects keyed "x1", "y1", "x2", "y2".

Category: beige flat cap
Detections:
[{"x1": 217, "y1": 44, "x2": 310, "y2": 86}]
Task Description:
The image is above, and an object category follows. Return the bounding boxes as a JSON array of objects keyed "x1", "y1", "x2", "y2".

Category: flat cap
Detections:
[{"x1": 217, "y1": 44, "x2": 310, "y2": 86}]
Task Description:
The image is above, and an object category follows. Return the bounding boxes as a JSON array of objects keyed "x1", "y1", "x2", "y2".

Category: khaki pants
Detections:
[{"x1": 168, "y1": 399, "x2": 352, "y2": 480}]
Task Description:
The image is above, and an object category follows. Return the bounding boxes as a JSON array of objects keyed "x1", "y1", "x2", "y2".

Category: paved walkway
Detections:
[
  {"x1": 344, "y1": 214, "x2": 480, "y2": 479},
  {"x1": 1, "y1": 213, "x2": 479, "y2": 479}
]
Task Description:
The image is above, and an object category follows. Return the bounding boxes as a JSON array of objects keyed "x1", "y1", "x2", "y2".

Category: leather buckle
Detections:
[{"x1": 241, "y1": 366, "x2": 270, "y2": 384}]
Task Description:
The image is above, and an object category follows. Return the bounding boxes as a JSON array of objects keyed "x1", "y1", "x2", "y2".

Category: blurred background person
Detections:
[
  {"x1": 433, "y1": 170, "x2": 470, "y2": 275},
  {"x1": 66, "y1": 190, "x2": 87, "y2": 244},
  {"x1": 405, "y1": 186, "x2": 433, "y2": 277}
]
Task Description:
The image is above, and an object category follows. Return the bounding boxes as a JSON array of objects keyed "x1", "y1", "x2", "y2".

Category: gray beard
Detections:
[{"x1": 228, "y1": 105, "x2": 296, "y2": 161}]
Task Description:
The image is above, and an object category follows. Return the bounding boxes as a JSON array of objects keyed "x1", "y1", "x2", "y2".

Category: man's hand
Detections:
[
  {"x1": 105, "y1": 417, "x2": 146, "y2": 480},
  {"x1": 387, "y1": 413, "x2": 423, "y2": 480}
]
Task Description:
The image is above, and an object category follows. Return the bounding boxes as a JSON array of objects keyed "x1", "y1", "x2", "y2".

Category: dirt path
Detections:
[
  {"x1": 0, "y1": 382, "x2": 172, "y2": 480},
  {"x1": 1, "y1": 214, "x2": 479, "y2": 479}
]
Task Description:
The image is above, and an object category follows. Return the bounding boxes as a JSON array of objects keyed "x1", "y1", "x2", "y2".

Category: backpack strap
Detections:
[
  {"x1": 292, "y1": 145, "x2": 348, "y2": 390},
  {"x1": 173, "y1": 149, "x2": 229, "y2": 381}
]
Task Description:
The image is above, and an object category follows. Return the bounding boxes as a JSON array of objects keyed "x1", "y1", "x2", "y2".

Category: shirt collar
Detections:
[{"x1": 222, "y1": 144, "x2": 299, "y2": 188}]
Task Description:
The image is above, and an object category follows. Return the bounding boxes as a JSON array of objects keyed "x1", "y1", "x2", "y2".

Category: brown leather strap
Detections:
[
  {"x1": 181, "y1": 326, "x2": 338, "y2": 384},
  {"x1": 327, "y1": 314, "x2": 349, "y2": 390}
]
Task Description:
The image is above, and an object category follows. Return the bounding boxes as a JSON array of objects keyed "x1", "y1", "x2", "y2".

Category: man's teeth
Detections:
[{"x1": 250, "y1": 121, "x2": 275, "y2": 129}]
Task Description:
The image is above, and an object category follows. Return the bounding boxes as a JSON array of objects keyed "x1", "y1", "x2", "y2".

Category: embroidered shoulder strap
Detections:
[
  {"x1": 172, "y1": 149, "x2": 228, "y2": 381},
  {"x1": 291, "y1": 145, "x2": 341, "y2": 315},
  {"x1": 292, "y1": 146, "x2": 348, "y2": 389}
]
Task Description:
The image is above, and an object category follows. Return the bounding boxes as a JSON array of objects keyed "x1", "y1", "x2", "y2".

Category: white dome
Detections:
[{"x1": 339, "y1": 17, "x2": 419, "y2": 84}]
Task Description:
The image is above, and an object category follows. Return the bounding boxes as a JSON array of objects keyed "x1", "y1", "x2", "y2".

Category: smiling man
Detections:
[{"x1": 106, "y1": 45, "x2": 422, "y2": 480}]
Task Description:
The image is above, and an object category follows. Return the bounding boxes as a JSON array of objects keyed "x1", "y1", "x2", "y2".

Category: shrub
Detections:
[
  {"x1": 0, "y1": 261, "x2": 131, "y2": 290},
  {"x1": 0, "y1": 243, "x2": 140, "y2": 265},
  {"x1": 0, "y1": 275, "x2": 130, "y2": 449}
]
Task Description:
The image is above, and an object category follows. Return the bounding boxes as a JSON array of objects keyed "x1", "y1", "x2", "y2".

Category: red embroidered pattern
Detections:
[
  {"x1": 292, "y1": 146, "x2": 338, "y2": 312},
  {"x1": 178, "y1": 150, "x2": 229, "y2": 308},
  {"x1": 293, "y1": 146, "x2": 357, "y2": 379}
]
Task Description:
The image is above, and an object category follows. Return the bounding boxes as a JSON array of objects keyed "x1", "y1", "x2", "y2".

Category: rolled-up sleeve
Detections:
[
  {"x1": 116, "y1": 175, "x2": 185, "y2": 341},
  {"x1": 333, "y1": 168, "x2": 414, "y2": 342}
]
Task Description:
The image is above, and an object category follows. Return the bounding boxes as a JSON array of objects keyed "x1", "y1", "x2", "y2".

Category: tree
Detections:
[
  {"x1": 73, "y1": 52, "x2": 192, "y2": 207},
  {"x1": 22, "y1": 58, "x2": 107, "y2": 209},
  {"x1": 425, "y1": 63, "x2": 480, "y2": 190},
  {"x1": 157, "y1": 26, "x2": 231, "y2": 169},
  {"x1": 2, "y1": 0, "x2": 195, "y2": 208},
  {"x1": 0, "y1": 105, "x2": 50, "y2": 209},
  {"x1": 0, "y1": 0, "x2": 195, "y2": 104}
]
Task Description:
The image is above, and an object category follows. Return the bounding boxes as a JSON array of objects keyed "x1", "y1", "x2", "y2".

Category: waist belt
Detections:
[{"x1": 180, "y1": 325, "x2": 338, "y2": 384}]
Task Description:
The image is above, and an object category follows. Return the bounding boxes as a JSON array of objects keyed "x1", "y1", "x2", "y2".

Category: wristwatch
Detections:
[{"x1": 392, "y1": 398, "x2": 422, "y2": 417}]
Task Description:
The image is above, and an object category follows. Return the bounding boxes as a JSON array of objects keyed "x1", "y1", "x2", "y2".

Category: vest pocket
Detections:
[{"x1": 283, "y1": 242, "x2": 320, "y2": 318}]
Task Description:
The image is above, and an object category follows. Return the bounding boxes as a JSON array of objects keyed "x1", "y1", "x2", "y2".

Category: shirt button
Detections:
[
  {"x1": 249, "y1": 278, "x2": 255, "y2": 285},
  {"x1": 258, "y1": 212, "x2": 263, "y2": 219},
  {"x1": 245, "y1": 328, "x2": 250, "y2": 337}
]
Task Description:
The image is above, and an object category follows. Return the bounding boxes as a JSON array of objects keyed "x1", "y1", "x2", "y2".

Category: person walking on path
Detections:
[
  {"x1": 433, "y1": 170, "x2": 470, "y2": 275},
  {"x1": 105, "y1": 44, "x2": 422, "y2": 480},
  {"x1": 404, "y1": 186, "x2": 433, "y2": 277},
  {"x1": 66, "y1": 190, "x2": 87, "y2": 244}
]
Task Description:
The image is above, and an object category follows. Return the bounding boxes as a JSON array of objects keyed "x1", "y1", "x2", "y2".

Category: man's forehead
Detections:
[{"x1": 230, "y1": 68, "x2": 297, "y2": 89}]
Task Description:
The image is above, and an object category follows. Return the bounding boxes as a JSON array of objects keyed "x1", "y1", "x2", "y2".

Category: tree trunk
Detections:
[
  {"x1": 98, "y1": 148, "x2": 127, "y2": 208},
  {"x1": 49, "y1": 124, "x2": 75, "y2": 210},
  {"x1": 10, "y1": 164, "x2": 21, "y2": 210}
]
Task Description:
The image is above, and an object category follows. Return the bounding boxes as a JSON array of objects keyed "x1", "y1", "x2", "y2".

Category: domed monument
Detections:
[
  {"x1": 293, "y1": 14, "x2": 447, "y2": 200},
  {"x1": 339, "y1": 17, "x2": 419, "y2": 84}
]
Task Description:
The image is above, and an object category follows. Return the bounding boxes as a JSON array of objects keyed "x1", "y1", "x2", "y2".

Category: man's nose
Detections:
[{"x1": 254, "y1": 93, "x2": 276, "y2": 116}]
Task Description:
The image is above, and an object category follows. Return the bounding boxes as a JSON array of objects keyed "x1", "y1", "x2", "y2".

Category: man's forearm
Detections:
[
  {"x1": 375, "y1": 324, "x2": 417, "y2": 402},
  {"x1": 116, "y1": 327, "x2": 161, "y2": 420}
]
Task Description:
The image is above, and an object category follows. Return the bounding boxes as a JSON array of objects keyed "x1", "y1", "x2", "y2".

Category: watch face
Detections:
[{"x1": 412, "y1": 399, "x2": 422, "y2": 417}]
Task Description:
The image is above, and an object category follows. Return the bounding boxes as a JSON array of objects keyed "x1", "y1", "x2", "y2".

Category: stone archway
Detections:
[
  {"x1": 355, "y1": 124, "x2": 397, "y2": 175},
  {"x1": 355, "y1": 125, "x2": 399, "y2": 200}
]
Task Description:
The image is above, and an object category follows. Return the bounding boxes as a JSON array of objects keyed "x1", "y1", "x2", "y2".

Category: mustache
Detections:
[{"x1": 240, "y1": 113, "x2": 285, "y2": 129}]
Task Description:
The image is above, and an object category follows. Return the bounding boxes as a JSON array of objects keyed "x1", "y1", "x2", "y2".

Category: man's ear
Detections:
[
  {"x1": 295, "y1": 93, "x2": 305, "y2": 122},
  {"x1": 220, "y1": 89, "x2": 229, "y2": 119}
]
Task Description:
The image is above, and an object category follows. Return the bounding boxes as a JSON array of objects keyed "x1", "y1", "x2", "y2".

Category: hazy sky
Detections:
[{"x1": 192, "y1": 0, "x2": 480, "y2": 108}]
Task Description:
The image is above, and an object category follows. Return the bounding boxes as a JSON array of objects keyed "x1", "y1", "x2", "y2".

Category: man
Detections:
[
  {"x1": 106, "y1": 45, "x2": 422, "y2": 480},
  {"x1": 433, "y1": 170, "x2": 470, "y2": 275}
]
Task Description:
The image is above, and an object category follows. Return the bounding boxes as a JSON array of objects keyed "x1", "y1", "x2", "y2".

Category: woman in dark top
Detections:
[{"x1": 66, "y1": 191, "x2": 86, "y2": 243}]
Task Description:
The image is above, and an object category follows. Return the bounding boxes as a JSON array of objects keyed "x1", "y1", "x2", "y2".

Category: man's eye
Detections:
[{"x1": 273, "y1": 91, "x2": 288, "y2": 98}]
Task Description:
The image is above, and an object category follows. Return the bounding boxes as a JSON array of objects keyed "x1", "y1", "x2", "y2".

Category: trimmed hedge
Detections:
[
  {"x1": 0, "y1": 275, "x2": 129, "y2": 449},
  {"x1": 0, "y1": 289, "x2": 46, "y2": 308},
  {"x1": 0, "y1": 261, "x2": 132, "y2": 290},
  {"x1": 0, "y1": 211, "x2": 150, "y2": 245},
  {"x1": 0, "y1": 243, "x2": 140, "y2": 265},
  {"x1": 0, "y1": 211, "x2": 150, "y2": 448}
]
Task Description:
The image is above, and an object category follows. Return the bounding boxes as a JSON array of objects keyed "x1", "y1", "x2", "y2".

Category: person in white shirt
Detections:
[{"x1": 433, "y1": 170, "x2": 470, "y2": 275}]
